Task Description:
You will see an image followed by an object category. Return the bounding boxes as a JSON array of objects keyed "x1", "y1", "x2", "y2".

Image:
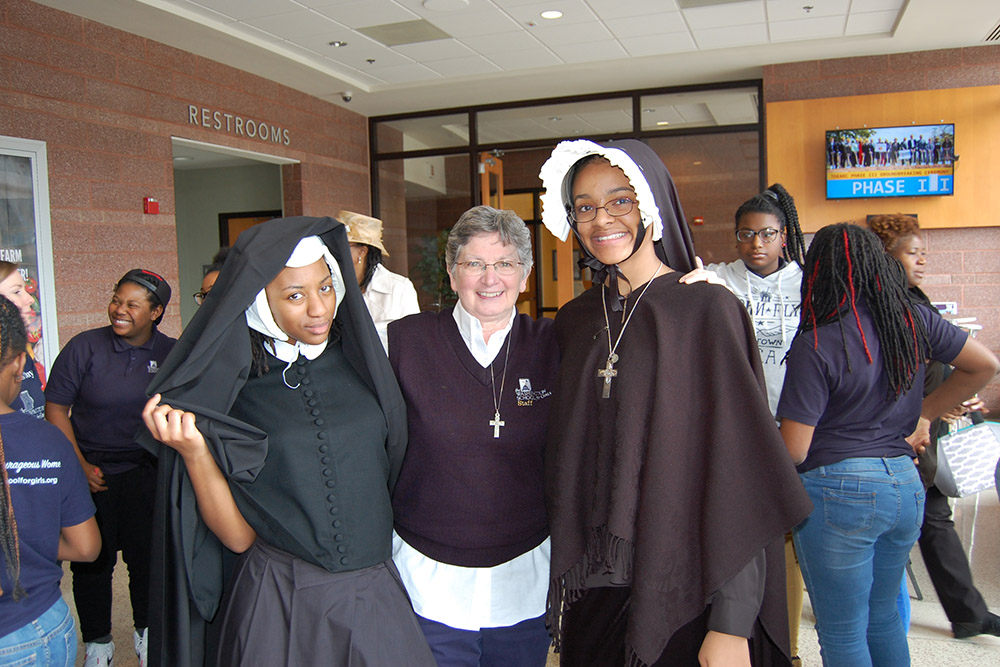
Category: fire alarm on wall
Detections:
[{"x1": 143, "y1": 197, "x2": 159, "y2": 215}]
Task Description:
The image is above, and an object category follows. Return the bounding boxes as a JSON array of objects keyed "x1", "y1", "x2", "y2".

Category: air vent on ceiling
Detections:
[{"x1": 986, "y1": 20, "x2": 1000, "y2": 41}]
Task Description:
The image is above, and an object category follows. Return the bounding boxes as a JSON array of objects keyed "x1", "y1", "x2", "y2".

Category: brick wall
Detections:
[
  {"x1": 764, "y1": 46, "x2": 1000, "y2": 411},
  {"x1": 0, "y1": 0, "x2": 369, "y2": 344}
]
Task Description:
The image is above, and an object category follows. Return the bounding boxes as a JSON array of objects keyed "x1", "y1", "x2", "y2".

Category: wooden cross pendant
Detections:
[
  {"x1": 598, "y1": 353, "x2": 619, "y2": 399},
  {"x1": 490, "y1": 411, "x2": 505, "y2": 438}
]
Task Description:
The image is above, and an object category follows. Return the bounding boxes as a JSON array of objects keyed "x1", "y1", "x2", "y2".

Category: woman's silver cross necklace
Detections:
[
  {"x1": 599, "y1": 264, "x2": 662, "y2": 399},
  {"x1": 489, "y1": 329, "x2": 514, "y2": 438}
]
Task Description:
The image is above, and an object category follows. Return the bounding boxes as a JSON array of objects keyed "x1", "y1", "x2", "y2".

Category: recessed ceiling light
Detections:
[
  {"x1": 329, "y1": 40, "x2": 348, "y2": 47},
  {"x1": 642, "y1": 108, "x2": 656, "y2": 113},
  {"x1": 172, "y1": 156, "x2": 193, "y2": 161},
  {"x1": 693, "y1": 161, "x2": 703, "y2": 166},
  {"x1": 548, "y1": 116, "x2": 562, "y2": 122},
  {"x1": 540, "y1": 10, "x2": 563, "y2": 20},
  {"x1": 656, "y1": 121, "x2": 670, "y2": 126}
]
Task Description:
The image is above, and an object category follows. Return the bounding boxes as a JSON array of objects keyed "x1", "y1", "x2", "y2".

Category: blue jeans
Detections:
[
  {"x1": 793, "y1": 456, "x2": 924, "y2": 667},
  {"x1": 0, "y1": 597, "x2": 77, "y2": 667}
]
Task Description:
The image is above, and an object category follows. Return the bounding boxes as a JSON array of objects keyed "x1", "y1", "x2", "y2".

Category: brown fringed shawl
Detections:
[{"x1": 545, "y1": 274, "x2": 812, "y2": 666}]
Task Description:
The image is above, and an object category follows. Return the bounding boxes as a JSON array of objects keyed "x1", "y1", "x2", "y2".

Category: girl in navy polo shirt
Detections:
[
  {"x1": 44, "y1": 269, "x2": 175, "y2": 667},
  {"x1": 0, "y1": 296, "x2": 99, "y2": 666},
  {"x1": 777, "y1": 224, "x2": 999, "y2": 666}
]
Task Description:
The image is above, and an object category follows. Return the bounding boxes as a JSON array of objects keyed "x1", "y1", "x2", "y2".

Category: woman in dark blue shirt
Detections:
[
  {"x1": 778, "y1": 224, "x2": 999, "y2": 666},
  {"x1": 44, "y1": 269, "x2": 175, "y2": 667}
]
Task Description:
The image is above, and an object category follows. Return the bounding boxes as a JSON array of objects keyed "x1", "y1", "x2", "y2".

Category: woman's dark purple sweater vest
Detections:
[{"x1": 388, "y1": 309, "x2": 559, "y2": 567}]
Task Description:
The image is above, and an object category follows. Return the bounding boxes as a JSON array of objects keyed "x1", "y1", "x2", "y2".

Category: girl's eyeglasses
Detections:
[{"x1": 735, "y1": 227, "x2": 781, "y2": 243}]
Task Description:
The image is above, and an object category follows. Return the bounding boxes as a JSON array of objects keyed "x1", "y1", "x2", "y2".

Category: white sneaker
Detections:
[
  {"x1": 134, "y1": 627, "x2": 148, "y2": 667},
  {"x1": 83, "y1": 640, "x2": 115, "y2": 667}
]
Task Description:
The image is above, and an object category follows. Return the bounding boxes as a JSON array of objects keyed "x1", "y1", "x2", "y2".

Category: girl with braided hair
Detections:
[
  {"x1": 0, "y1": 296, "x2": 99, "y2": 665},
  {"x1": 706, "y1": 184, "x2": 808, "y2": 663},
  {"x1": 777, "y1": 223, "x2": 999, "y2": 666},
  {"x1": 706, "y1": 183, "x2": 805, "y2": 415},
  {"x1": 868, "y1": 213, "x2": 1000, "y2": 641}
]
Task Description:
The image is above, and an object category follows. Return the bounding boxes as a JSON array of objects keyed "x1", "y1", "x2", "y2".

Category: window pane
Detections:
[
  {"x1": 478, "y1": 98, "x2": 632, "y2": 144},
  {"x1": 375, "y1": 113, "x2": 470, "y2": 153},
  {"x1": 645, "y1": 132, "x2": 759, "y2": 264},
  {"x1": 377, "y1": 156, "x2": 471, "y2": 310},
  {"x1": 640, "y1": 87, "x2": 758, "y2": 131}
]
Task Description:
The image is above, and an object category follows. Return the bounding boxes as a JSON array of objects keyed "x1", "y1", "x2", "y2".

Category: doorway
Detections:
[{"x1": 171, "y1": 138, "x2": 297, "y2": 325}]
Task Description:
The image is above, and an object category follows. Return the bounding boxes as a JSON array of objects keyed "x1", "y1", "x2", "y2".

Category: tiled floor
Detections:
[{"x1": 66, "y1": 489, "x2": 1000, "y2": 666}]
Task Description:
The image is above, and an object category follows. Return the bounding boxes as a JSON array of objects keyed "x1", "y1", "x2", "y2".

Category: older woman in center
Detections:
[{"x1": 388, "y1": 205, "x2": 558, "y2": 666}]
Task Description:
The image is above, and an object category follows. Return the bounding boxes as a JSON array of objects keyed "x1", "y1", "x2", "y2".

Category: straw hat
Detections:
[{"x1": 337, "y1": 210, "x2": 389, "y2": 256}]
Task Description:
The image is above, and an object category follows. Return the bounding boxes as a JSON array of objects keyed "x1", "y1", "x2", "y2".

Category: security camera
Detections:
[{"x1": 341, "y1": 91, "x2": 353, "y2": 103}]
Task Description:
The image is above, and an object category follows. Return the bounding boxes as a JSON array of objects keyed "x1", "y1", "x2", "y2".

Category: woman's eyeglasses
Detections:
[
  {"x1": 735, "y1": 227, "x2": 781, "y2": 243},
  {"x1": 454, "y1": 260, "x2": 523, "y2": 277},
  {"x1": 569, "y1": 197, "x2": 636, "y2": 223},
  {"x1": 193, "y1": 291, "x2": 209, "y2": 305}
]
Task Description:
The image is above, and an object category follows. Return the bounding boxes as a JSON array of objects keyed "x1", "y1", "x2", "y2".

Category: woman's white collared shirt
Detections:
[{"x1": 362, "y1": 264, "x2": 420, "y2": 353}]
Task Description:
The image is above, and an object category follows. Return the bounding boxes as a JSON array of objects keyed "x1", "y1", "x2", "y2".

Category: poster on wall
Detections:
[{"x1": 0, "y1": 136, "x2": 57, "y2": 416}]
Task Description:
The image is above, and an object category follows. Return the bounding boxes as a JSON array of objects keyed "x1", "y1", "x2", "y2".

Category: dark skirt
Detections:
[
  {"x1": 561, "y1": 586, "x2": 790, "y2": 667},
  {"x1": 216, "y1": 540, "x2": 435, "y2": 666}
]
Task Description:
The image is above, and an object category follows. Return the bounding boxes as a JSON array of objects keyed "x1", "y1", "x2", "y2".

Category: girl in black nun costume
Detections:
[
  {"x1": 139, "y1": 216, "x2": 434, "y2": 667},
  {"x1": 538, "y1": 140, "x2": 812, "y2": 667}
]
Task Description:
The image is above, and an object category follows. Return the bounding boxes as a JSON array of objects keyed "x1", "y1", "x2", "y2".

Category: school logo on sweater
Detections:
[{"x1": 516, "y1": 377, "x2": 552, "y2": 406}]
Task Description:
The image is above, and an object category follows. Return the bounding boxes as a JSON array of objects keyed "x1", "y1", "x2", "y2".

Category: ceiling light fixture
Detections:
[
  {"x1": 329, "y1": 40, "x2": 348, "y2": 47},
  {"x1": 540, "y1": 10, "x2": 563, "y2": 20},
  {"x1": 548, "y1": 116, "x2": 562, "y2": 121},
  {"x1": 656, "y1": 121, "x2": 670, "y2": 126},
  {"x1": 642, "y1": 108, "x2": 656, "y2": 113},
  {"x1": 802, "y1": 5, "x2": 813, "y2": 12}
]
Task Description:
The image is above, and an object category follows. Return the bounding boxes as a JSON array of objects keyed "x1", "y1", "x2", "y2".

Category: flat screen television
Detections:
[{"x1": 825, "y1": 124, "x2": 955, "y2": 199}]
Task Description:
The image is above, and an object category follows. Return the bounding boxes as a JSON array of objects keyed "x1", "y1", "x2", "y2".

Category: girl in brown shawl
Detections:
[{"x1": 539, "y1": 139, "x2": 811, "y2": 666}]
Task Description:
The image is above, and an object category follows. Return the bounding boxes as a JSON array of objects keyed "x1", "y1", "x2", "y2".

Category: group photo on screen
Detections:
[{"x1": 825, "y1": 123, "x2": 955, "y2": 199}]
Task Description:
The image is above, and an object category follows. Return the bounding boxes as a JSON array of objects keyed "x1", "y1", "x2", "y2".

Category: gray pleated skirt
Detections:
[{"x1": 216, "y1": 540, "x2": 436, "y2": 666}]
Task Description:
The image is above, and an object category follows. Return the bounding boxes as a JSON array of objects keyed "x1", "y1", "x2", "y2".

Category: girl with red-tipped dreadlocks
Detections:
[
  {"x1": 776, "y1": 223, "x2": 999, "y2": 666},
  {"x1": 0, "y1": 296, "x2": 99, "y2": 665}
]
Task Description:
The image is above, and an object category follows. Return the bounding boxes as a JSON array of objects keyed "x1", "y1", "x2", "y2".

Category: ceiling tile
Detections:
[
  {"x1": 369, "y1": 62, "x2": 442, "y2": 84},
  {"x1": 186, "y1": 0, "x2": 303, "y2": 21},
  {"x1": 171, "y1": 0, "x2": 238, "y2": 24},
  {"x1": 466, "y1": 30, "x2": 545, "y2": 55},
  {"x1": 692, "y1": 22, "x2": 769, "y2": 49},
  {"x1": 623, "y1": 31, "x2": 697, "y2": 57},
  {"x1": 769, "y1": 15, "x2": 846, "y2": 42},
  {"x1": 311, "y1": 1, "x2": 420, "y2": 28},
  {"x1": 586, "y1": 0, "x2": 682, "y2": 20},
  {"x1": 605, "y1": 12, "x2": 688, "y2": 39},
  {"x1": 527, "y1": 20, "x2": 613, "y2": 46},
  {"x1": 244, "y1": 9, "x2": 346, "y2": 39},
  {"x1": 548, "y1": 39, "x2": 627, "y2": 64},
  {"x1": 424, "y1": 7, "x2": 521, "y2": 37},
  {"x1": 846, "y1": 9, "x2": 898, "y2": 35},
  {"x1": 502, "y1": 0, "x2": 598, "y2": 26},
  {"x1": 851, "y1": 0, "x2": 905, "y2": 11},
  {"x1": 394, "y1": 38, "x2": 476, "y2": 61},
  {"x1": 683, "y1": 1, "x2": 766, "y2": 30},
  {"x1": 765, "y1": 0, "x2": 848, "y2": 22},
  {"x1": 482, "y1": 47, "x2": 562, "y2": 69},
  {"x1": 426, "y1": 55, "x2": 502, "y2": 76}
]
